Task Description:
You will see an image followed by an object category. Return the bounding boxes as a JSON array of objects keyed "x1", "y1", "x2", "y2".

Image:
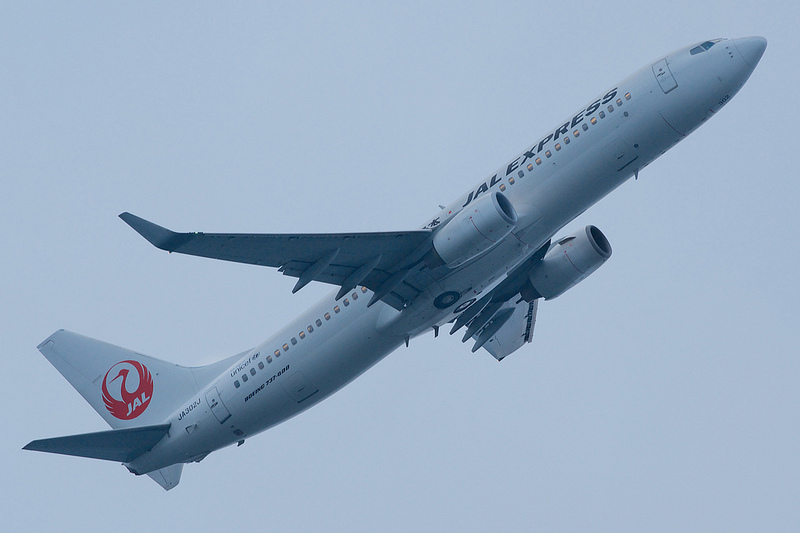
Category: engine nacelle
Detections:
[
  {"x1": 431, "y1": 191, "x2": 518, "y2": 268},
  {"x1": 521, "y1": 225, "x2": 612, "y2": 300}
]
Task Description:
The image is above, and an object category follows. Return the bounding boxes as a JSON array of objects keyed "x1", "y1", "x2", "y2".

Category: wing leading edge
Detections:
[{"x1": 119, "y1": 212, "x2": 432, "y2": 310}]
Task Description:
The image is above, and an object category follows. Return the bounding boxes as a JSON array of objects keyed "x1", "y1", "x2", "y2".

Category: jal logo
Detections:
[{"x1": 101, "y1": 360, "x2": 154, "y2": 420}]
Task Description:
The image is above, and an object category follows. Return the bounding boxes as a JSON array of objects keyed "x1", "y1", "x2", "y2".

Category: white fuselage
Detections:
[{"x1": 128, "y1": 37, "x2": 764, "y2": 475}]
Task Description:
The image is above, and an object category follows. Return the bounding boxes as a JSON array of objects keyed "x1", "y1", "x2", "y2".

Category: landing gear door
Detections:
[
  {"x1": 205, "y1": 386, "x2": 231, "y2": 424},
  {"x1": 652, "y1": 58, "x2": 678, "y2": 94}
]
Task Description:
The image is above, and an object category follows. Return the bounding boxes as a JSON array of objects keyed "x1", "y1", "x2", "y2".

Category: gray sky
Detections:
[{"x1": 3, "y1": 2, "x2": 799, "y2": 531}]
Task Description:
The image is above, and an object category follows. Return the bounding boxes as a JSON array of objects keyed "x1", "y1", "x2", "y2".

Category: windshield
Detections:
[{"x1": 690, "y1": 39, "x2": 724, "y2": 55}]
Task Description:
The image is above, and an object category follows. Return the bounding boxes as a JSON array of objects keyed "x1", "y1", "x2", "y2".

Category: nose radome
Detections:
[{"x1": 733, "y1": 36, "x2": 767, "y2": 69}]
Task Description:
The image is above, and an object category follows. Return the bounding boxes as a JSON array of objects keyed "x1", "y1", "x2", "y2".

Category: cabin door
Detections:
[
  {"x1": 205, "y1": 386, "x2": 231, "y2": 424},
  {"x1": 652, "y1": 58, "x2": 678, "y2": 93}
]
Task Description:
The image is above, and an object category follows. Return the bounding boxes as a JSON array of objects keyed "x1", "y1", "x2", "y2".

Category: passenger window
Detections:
[
  {"x1": 616, "y1": 98, "x2": 623, "y2": 106},
  {"x1": 535, "y1": 157, "x2": 542, "y2": 165},
  {"x1": 250, "y1": 368, "x2": 256, "y2": 376},
  {"x1": 573, "y1": 129, "x2": 580, "y2": 137},
  {"x1": 274, "y1": 349, "x2": 280, "y2": 357},
  {"x1": 625, "y1": 92, "x2": 631, "y2": 100},
  {"x1": 599, "y1": 111, "x2": 605, "y2": 119},
  {"x1": 324, "y1": 313, "x2": 331, "y2": 321},
  {"x1": 499, "y1": 184, "x2": 506, "y2": 191},
  {"x1": 508, "y1": 177, "x2": 515, "y2": 185},
  {"x1": 291, "y1": 337, "x2": 297, "y2": 345},
  {"x1": 267, "y1": 355, "x2": 273, "y2": 363},
  {"x1": 555, "y1": 143, "x2": 561, "y2": 151},
  {"x1": 334, "y1": 306, "x2": 340, "y2": 314},
  {"x1": 351, "y1": 292, "x2": 358, "y2": 300},
  {"x1": 242, "y1": 374, "x2": 248, "y2": 382},
  {"x1": 582, "y1": 123, "x2": 589, "y2": 131},
  {"x1": 607, "y1": 105, "x2": 614, "y2": 112},
  {"x1": 527, "y1": 163, "x2": 533, "y2": 171},
  {"x1": 590, "y1": 117, "x2": 597, "y2": 125},
  {"x1": 234, "y1": 380, "x2": 240, "y2": 388},
  {"x1": 517, "y1": 170, "x2": 524, "y2": 178},
  {"x1": 361, "y1": 286, "x2": 368, "y2": 293},
  {"x1": 545, "y1": 150, "x2": 552, "y2": 158},
  {"x1": 564, "y1": 137, "x2": 570, "y2": 145},
  {"x1": 258, "y1": 362, "x2": 264, "y2": 370},
  {"x1": 299, "y1": 331, "x2": 306, "y2": 339},
  {"x1": 308, "y1": 325, "x2": 313, "y2": 333},
  {"x1": 343, "y1": 299, "x2": 349, "y2": 307},
  {"x1": 282, "y1": 343, "x2": 289, "y2": 351},
  {"x1": 316, "y1": 319, "x2": 322, "y2": 327}
]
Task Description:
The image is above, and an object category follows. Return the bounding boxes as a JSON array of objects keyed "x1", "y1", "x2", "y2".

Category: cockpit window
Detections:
[{"x1": 690, "y1": 39, "x2": 723, "y2": 55}]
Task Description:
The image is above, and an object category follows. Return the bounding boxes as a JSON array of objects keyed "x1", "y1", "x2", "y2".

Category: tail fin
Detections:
[{"x1": 38, "y1": 330, "x2": 242, "y2": 429}]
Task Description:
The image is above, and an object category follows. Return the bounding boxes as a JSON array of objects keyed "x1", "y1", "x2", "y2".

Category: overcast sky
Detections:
[{"x1": 3, "y1": 2, "x2": 799, "y2": 531}]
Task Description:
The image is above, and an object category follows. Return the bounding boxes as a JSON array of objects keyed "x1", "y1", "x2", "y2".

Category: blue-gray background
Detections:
[{"x1": 3, "y1": 2, "x2": 798, "y2": 531}]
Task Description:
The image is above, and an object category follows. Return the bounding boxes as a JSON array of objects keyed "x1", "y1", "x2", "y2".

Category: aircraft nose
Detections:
[{"x1": 733, "y1": 36, "x2": 767, "y2": 69}]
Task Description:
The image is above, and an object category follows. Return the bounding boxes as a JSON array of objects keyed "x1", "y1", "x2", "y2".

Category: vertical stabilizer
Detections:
[{"x1": 38, "y1": 330, "x2": 242, "y2": 429}]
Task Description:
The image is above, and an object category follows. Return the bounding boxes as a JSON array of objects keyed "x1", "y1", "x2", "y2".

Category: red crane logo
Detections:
[{"x1": 101, "y1": 360, "x2": 154, "y2": 420}]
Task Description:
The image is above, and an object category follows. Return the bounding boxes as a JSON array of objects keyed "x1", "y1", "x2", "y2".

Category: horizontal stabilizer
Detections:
[
  {"x1": 23, "y1": 424, "x2": 171, "y2": 463},
  {"x1": 147, "y1": 463, "x2": 184, "y2": 491}
]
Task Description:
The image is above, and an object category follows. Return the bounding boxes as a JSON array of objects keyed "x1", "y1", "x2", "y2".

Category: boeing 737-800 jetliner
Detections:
[{"x1": 25, "y1": 37, "x2": 766, "y2": 490}]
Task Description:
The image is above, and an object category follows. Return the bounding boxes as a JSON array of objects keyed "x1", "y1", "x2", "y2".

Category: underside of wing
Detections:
[
  {"x1": 120, "y1": 212, "x2": 432, "y2": 310},
  {"x1": 476, "y1": 300, "x2": 538, "y2": 360},
  {"x1": 449, "y1": 240, "x2": 549, "y2": 358}
]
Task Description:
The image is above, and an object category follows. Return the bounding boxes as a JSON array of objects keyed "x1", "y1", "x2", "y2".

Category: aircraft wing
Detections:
[
  {"x1": 120, "y1": 213, "x2": 432, "y2": 310},
  {"x1": 478, "y1": 300, "x2": 537, "y2": 361},
  {"x1": 449, "y1": 241, "x2": 549, "y2": 359}
]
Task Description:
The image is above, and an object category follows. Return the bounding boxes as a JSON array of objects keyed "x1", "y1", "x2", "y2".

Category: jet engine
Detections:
[
  {"x1": 521, "y1": 225, "x2": 612, "y2": 300},
  {"x1": 430, "y1": 191, "x2": 518, "y2": 268}
]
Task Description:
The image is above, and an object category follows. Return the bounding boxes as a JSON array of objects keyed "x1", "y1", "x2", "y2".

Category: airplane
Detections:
[{"x1": 24, "y1": 36, "x2": 767, "y2": 490}]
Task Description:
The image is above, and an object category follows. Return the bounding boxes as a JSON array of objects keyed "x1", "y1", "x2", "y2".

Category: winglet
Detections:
[{"x1": 119, "y1": 212, "x2": 193, "y2": 252}]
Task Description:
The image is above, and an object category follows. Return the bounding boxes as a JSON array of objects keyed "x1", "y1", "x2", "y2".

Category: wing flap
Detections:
[
  {"x1": 23, "y1": 424, "x2": 171, "y2": 463},
  {"x1": 480, "y1": 300, "x2": 538, "y2": 361}
]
